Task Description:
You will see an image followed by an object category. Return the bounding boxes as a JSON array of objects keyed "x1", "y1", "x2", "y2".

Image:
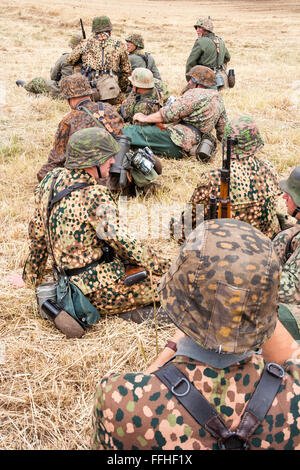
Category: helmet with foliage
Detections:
[
  {"x1": 186, "y1": 65, "x2": 216, "y2": 88},
  {"x1": 65, "y1": 127, "x2": 120, "y2": 169},
  {"x1": 194, "y1": 17, "x2": 214, "y2": 32},
  {"x1": 92, "y1": 16, "x2": 112, "y2": 33},
  {"x1": 129, "y1": 67, "x2": 154, "y2": 88},
  {"x1": 68, "y1": 34, "x2": 82, "y2": 49},
  {"x1": 125, "y1": 34, "x2": 144, "y2": 49}
]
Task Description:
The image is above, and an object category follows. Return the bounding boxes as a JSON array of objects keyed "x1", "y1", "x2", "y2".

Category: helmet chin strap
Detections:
[
  {"x1": 96, "y1": 165, "x2": 102, "y2": 179},
  {"x1": 292, "y1": 206, "x2": 300, "y2": 218}
]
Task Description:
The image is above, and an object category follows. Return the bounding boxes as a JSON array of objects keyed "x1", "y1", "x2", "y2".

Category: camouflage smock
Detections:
[
  {"x1": 23, "y1": 168, "x2": 170, "y2": 315},
  {"x1": 121, "y1": 80, "x2": 169, "y2": 122},
  {"x1": 92, "y1": 354, "x2": 300, "y2": 450},
  {"x1": 186, "y1": 32, "x2": 231, "y2": 74},
  {"x1": 160, "y1": 88, "x2": 227, "y2": 152},
  {"x1": 37, "y1": 99, "x2": 124, "y2": 182},
  {"x1": 68, "y1": 35, "x2": 131, "y2": 92},
  {"x1": 273, "y1": 221, "x2": 300, "y2": 321},
  {"x1": 129, "y1": 50, "x2": 161, "y2": 80},
  {"x1": 172, "y1": 154, "x2": 281, "y2": 241}
]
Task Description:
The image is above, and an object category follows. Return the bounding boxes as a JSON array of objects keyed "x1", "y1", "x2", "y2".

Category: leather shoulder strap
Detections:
[{"x1": 154, "y1": 361, "x2": 284, "y2": 449}]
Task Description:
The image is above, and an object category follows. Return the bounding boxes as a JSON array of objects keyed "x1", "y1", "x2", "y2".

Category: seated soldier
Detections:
[
  {"x1": 92, "y1": 219, "x2": 300, "y2": 450},
  {"x1": 120, "y1": 68, "x2": 169, "y2": 123},
  {"x1": 171, "y1": 115, "x2": 281, "y2": 241},
  {"x1": 273, "y1": 166, "x2": 300, "y2": 334},
  {"x1": 125, "y1": 33, "x2": 161, "y2": 80},
  {"x1": 36, "y1": 73, "x2": 124, "y2": 182},
  {"x1": 23, "y1": 127, "x2": 171, "y2": 336},
  {"x1": 16, "y1": 34, "x2": 84, "y2": 99},
  {"x1": 123, "y1": 65, "x2": 226, "y2": 160}
]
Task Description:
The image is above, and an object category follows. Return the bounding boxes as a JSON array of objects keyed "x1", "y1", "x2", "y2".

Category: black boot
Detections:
[
  {"x1": 16, "y1": 80, "x2": 26, "y2": 87},
  {"x1": 120, "y1": 305, "x2": 170, "y2": 324}
]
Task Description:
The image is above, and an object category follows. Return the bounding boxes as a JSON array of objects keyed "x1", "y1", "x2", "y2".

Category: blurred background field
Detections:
[{"x1": 0, "y1": 0, "x2": 299, "y2": 449}]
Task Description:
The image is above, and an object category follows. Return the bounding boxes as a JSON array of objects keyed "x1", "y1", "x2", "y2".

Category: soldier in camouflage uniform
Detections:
[
  {"x1": 23, "y1": 127, "x2": 170, "y2": 324},
  {"x1": 171, "y1": 115, "x2": 281, "y2": 241},
  {"x1": 124, "y1": 65, "x2": 226, "y2": 159},
  {"x1": 125, "y1": 33, "x2": 161, "y2": 80},
  {"x1": 67, "y1": 16, "x2": 131, "y2": 103},
  {"x1": 120, "y1": 68, "x2": 169, "y2": 123},
  {"x1": 92, "y1": 219, "x2": 300, "y2": 450},
  {"x1": 273, "y1": 166, "x2": 300, "y2": 330},
  {"x1": 37, "y1": 74, "x2": 124, "y2": 182},
  {"x1": 16, "y1": 34, "x2": 84, "y2": 98},
  {"x1": 186, "y1": 17, "x2": 231, "y2": 89}
]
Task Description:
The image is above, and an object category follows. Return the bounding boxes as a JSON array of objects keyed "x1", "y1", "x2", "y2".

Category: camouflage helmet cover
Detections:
[
  {"x1": 125, "y1": 33, "x2": 144, "y2": 49},
  {"x1": 60, "y1": 73, "x2": 92, "y2": 99},
  {"x1": 68, "y1": 33, "x2": 82, "y2": 49},
  {"x1": 65, "y1": 127, "x2": 120, "y2": 169},
  {"x1": 280, "y1": 166, "x2": 300, "y2": 206},
  {"x1": 194, "y1": 17, "x2": 214, "y2": 32},
  {"x1": 224, "y1": 115, "x2": 264, "y2": 159},
  {"x1": 129, "y1": 67, "x2": 154, "y2": 88},
  {"x1": 92, "y1": 16, "x2": 112, "y2": 33},
  {"x1": 186, "y1": 65, "x2": 216, "y2": 88},
  {"x1": 159, "y1": 219, "x2": 280, "y2": 354}
]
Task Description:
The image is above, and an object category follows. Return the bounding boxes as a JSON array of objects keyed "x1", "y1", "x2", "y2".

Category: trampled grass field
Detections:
[{"x1": 0, "y1": 0, "x2": 299, "y2": 449}]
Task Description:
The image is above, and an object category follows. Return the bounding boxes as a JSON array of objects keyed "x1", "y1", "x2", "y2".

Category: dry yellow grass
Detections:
[{"x1": 0, "y1": 0, "x2": 299, "y2": 449}]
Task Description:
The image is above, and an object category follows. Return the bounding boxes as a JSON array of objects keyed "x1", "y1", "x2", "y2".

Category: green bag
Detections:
[{"x1": 57, "y1": 273, "x2": 100, "y2": 327}]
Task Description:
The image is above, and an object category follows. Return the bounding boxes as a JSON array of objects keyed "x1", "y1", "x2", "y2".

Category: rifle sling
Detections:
[
  {"x1": 46, "y1": 178, "x2": 92, "y2": 272},
  {"x1": 77, "y1": 103, "x2": 117, "y2": 137},
  {"x1": 154, "y1": 361, "x2": 284, "y2": 447}
]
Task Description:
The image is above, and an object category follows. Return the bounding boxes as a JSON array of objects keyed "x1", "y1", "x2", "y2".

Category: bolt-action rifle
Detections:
[
  {"x1": 209, "y1": 137, "x2": 235, "y2": 219},
  {"x1": 80, "y1": 18, "x2": 86, "y2": 39}
]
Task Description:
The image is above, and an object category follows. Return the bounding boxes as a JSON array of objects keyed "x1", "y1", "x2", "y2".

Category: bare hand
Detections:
[
  {"x1": 133, "y1": 112, "x2": 147, "y2": 123},
  {"x1": 7, "y1": 273, "x2": 25, "y2": 288}
]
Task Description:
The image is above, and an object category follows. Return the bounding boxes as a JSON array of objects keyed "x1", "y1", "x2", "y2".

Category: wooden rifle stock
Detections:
[{"x1": 217, "y1": 137, "x2": 232, "y2": 219}]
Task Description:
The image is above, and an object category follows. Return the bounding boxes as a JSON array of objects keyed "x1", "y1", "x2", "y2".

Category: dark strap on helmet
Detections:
[{"x1": 154, "y1": 361, "x2": 284, "y2": 450}]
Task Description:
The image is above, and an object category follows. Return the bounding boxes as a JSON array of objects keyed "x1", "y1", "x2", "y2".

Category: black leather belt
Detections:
[{"x1": 64, "y1": 257, "x2": 104, "y2": 277}]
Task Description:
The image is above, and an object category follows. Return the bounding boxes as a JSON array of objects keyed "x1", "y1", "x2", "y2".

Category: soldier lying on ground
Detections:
[
  {"x1": 16, "y1": 34, "x2": 84, "y2": 98},
  {"x1": 120, "y1": 68, "x2": 169, "y2": 123},
  {"x1": 123, "y1": 65, "x2": 227, "y2": 160},
  {"x1": 170, "y1": 115, "x2": 282, "y2": 241},
  {"x1": 23, "y1": 127, "x2": 171, "y2": 333},
  {"x1": 92, "y1": 219, "x2": 300, "y2": 450},
  {"x1": 125, "y1": 33, "x2": 161, "y2": 80},
  {"x1": 273, "y1": 166, "x2": 300, "y2": 334}
]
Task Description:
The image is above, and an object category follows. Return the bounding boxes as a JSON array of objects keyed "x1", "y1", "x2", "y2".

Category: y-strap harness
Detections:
[{"x1": 154, "y1": 361, "x2": 285, "y2": 450}]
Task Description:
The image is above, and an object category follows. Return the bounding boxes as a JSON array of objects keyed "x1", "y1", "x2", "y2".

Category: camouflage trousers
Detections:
[{"x1": 87, "y1": 274, "x2": 161, "y2": 315}]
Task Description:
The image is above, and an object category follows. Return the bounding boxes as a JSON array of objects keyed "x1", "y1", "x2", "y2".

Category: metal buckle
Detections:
[
  {"x1": 266, "y1": 362, "x2": 285, "y2": 379},
  {"x1": 219, "y1": 433, "x2": 249, "y2": 450},
  {"x1": 171, "y1": 377, "x2": 191, "y2": 397}
]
